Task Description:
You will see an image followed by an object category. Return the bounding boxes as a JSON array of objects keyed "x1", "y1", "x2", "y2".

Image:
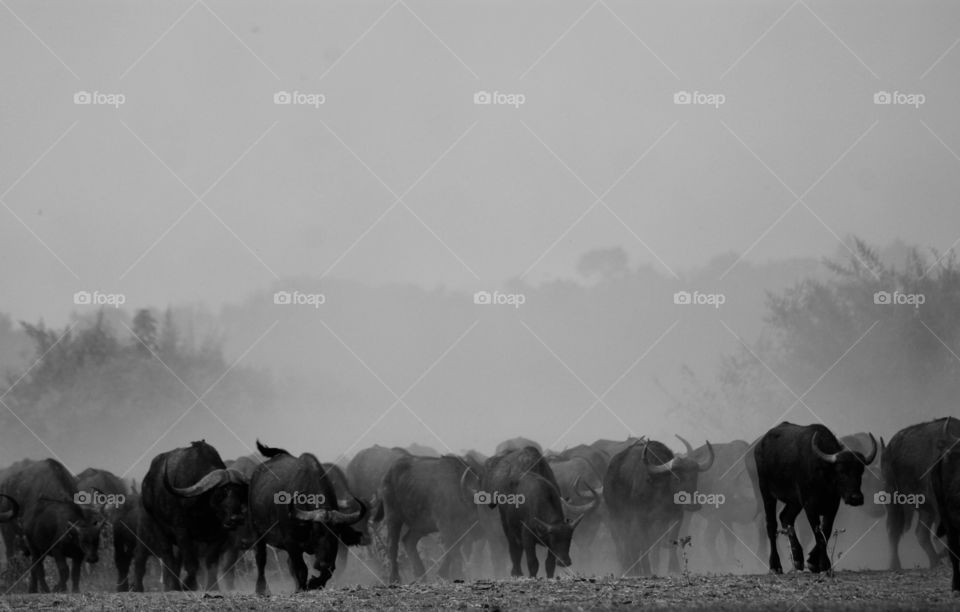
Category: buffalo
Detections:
[
  {"x1": 883, "y1": 417, "x2": 960, "y2": 569},
  {"x1": 931, "y1": 423, "x2": 960, "y2": 590},
  {"x1": 346, "y1": 445, "x2": 411, "y2": 568},
  {"x1": 484, "y1": 446, "x2": 597, "y2": 578},
  {"x1": 755, "y1": 422, "x2": 877, "y2": 574},
  {"x1": 136, "y1": 440, "x2": 249, "y2": 591},
  {"x1": 248, "y1": 440, "x2": 365, "y2": 594},
  {"x1": 604, "y1": 436, "x2": 713, "y2": 575},
  {"x1": 548, "y1": 451, "x2": 608, "y2": 569},
  {"x1": 0, "y1": 458, "x2": 106, "y2": 592},
  {"x1": 218, "y1": 453, "x2": 266, "y2": 590},
  {"x1": 374, "y1": 454, "x2": 481, "y2": 583},
  {"x1": 495, "y1": 437, "x2": 542, "y2": 455}
]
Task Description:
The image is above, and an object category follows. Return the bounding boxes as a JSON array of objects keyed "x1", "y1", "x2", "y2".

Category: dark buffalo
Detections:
[
  {"x1": 495, "y1": 437, "x2": 542, "y2": 455},
  {"x1": 218, "y1": 453, "x2": 266, "y2": 590},
  {"x1": 113, "y1": 492, "x2": 165, "y2": 591},
  {"x1": 883, "y1": 417, "x2": 960, "y2": 569},
  {"x1": 0, "y1": 458, "x2": 106, "y2": 592},
  {"x1": 548, "y1": 453, "x2": 607, "y2": 569},
  {"x1": 604, "y1": 436, "x2": 714, "y2": 576},
  {"x1": 374, "y1": 454, "x2": 481, "y2": 583},
  {"x1": 0, "y1": 458, "x2": 35, "y2": 565},
  {"x1": 136, "y1": 440, "x2": 249, "y2": 591},
  {"x1": 249, "y1": 441, "x2": 365, "y2": 594},
  {"x1": 484, "y1": 447, "x2": 597, "y2": 578},
  {"x1": 323, "y1": 462, "x2": 368, "y2": 581},
  {"x1": 690, "y1": 440, "x2": 757, "y2": 567},
  {"x1": 346, "y1": 445, "x2": 411, "y2": 565},
  {"x1": 460, "y1": 451, "x2": 506, "y2": 577},
  {"x1": 755, "y1": 422, "x2": 877, "y2": 574},
  {"x1": 932, "y1": 423, "x2": 960, "y2": 590},
  {"x1": 842, "y1": 433, "x2": 885, "y2": 520}
]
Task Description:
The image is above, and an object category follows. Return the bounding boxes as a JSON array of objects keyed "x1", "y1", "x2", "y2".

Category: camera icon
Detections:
[
  {"x1": 474, "y1": 491, "x2": 492, "y2": 505},
  {"x1": 473, "y1": 91, "x2": 492, "y2": 105},
  {"x1": 674, "y1": 491, "x2": 691, "y2": 504},
  {"x1": 673, "y1": 291, "x2": 691, "y2": 305},
  {"x1": 74, "y1": 491, "x2": 92, "y2": 505},
  {"x1": 274, "y1": 91, "x2": 292, "y2": 105},
  {"x1": 874, "y1": 491, "x2": 891, "y2": 505},
  {"x1": 873, "y1": 291, "x2": 891, "y2": 305},
  {"x1": 274, "y1": 491, "x2": 292, "y2": 504},
  {"x1": 73, "y1": 291, "x2": 92, "y2": 305},
  {"x1": 673, "y1": 91, "x2": 692, "y2": 105},
  {"x1": 873, "y1": 91, "x2": 892, "y2": 105},
  {"x1": 74, "y1": 91, "x2": 92, "y2": 105},
  {"x1": 473, "y1": 291, "x2": 492, "y2": 305},
  {"x1": 274, "y1": 291, "x2": 292, "y2": 305}
]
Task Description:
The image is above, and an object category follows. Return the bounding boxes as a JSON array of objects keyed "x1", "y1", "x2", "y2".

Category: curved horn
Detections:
[
  {"x1": 169, "y1": 469, "x2": 231, "y2": 497},
  {"x1": 643, "y1": 445, "x2": 676, "y2": 474},
  {"x1": 460, "y1": 467, "x2": 479, "y2": 500},
  {"x1": 569, "y1": 513, "x2": 584, "y2": 530},
  {"x1": 811, "y1": 433, "x2": 839, "y2": 464},
  {"x1": 0, "y1": 494, "x2": 18, "y2": 522},
  {"x1": 698, "y1": 441, "x2": 715, "y2": 472},
  {"x1": 675, "y1": 434, "x2": 695, "y2": 457},
  {"x1": 296, "y1": 504, "x2": 365, "y2": 525},
  {"x1": 575, "y1": 476, "x2": 603, "y2": 500},
  {"x1": 561, "y1": 477, "x2": 599, "y2": 516},
  {"x1": 862, "y1": 433, "x2": 878, "y2": 465}
]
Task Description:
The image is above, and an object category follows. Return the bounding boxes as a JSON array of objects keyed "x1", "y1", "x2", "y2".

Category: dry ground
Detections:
[{"x1": 2, "y1": 569, "x2": 960, "y2": 611}]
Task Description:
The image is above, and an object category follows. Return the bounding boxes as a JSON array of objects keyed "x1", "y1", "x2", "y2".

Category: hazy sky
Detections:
[{"x1": 2, "y1": 0, "x2": 959, "y2": 325}]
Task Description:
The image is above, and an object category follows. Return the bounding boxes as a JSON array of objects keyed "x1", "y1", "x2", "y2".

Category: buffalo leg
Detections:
[
  {"x1": 917, "y1": 504, "x2": 941, "y2": 568},
  {"x1": 402, "y1": 529, "x2": 426, "y2": 582},
  {"x1": 180, "y1": 539, "x2": 200, "y2": 591},
  {"x1": 760, "y1": 485, "x2": 782, "y2": 573},
  {"x1": 886, "y1": 500, "x2": 906, "y2": 570},
  {"x1": 153, "y1": 537, "x2": 179, "y2": 591},
  {"x1": 287, "y1": 550, "x2": 309, "y2": 591},
  {"x1": 220, "y1": 543, "x2": 238, "y2": 590},
  {"x1": 521, "y1": 528, "x2": 539, "y2": 577},
  {"x1": 70, "y1": 556, "x2": 82, "y2": 593},
  {"x1": 946, "y1": 521, "x2": 960, "y2": 591},
  {"x1": 545, "y1": 551, "x2": 556, "y2": 578},
  {"x1": 254, "y1": 540, "x2": 269, "y2": 595},
  {"x1": 132, "y1": 541, "x2": 148, "y2": 592},
  {"x1": 507, "y1": 531, "x2": 523, "y2": 577},
  {"x1": 386, "y1": 517, "x2": 403, "y2": 584},
  {"x1": 51, "y1": 551, "x2": 69, "y2": 592},
  {"x1": 779, "y1": 502, "x2": 804, "y2": 571},
  {"x1": 115, "y1": 530, "x2": 132, "y2": 591}
]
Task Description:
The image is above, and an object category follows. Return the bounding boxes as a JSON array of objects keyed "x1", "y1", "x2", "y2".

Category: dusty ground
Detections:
[{"x1": 2, "y1": 569, "x2": 960, "y2": 611}]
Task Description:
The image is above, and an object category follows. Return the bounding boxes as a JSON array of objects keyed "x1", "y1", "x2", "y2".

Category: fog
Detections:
[{"x1": 2, "y1": 0, "x2": 959, "y2": 580}]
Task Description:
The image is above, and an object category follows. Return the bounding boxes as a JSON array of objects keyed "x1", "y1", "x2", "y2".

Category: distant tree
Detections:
[{"x1": 131, "y1": 309, "x2": 158, "y2": 356}]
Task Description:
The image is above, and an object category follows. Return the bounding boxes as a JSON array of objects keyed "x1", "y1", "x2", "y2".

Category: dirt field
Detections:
[{"x1": 2, "y1": 569, "x2": 960, "y2": 611}]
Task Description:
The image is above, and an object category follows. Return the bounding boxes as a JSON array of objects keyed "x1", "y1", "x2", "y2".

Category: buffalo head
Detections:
[
  {"x1": 532, "y1": 514, "x2": 584, "y2": 567},
  {"x1": 644, "y1": 436, "x2": 714, "y2": 511},
  {"x1": 165, "y1": 464, "x2": 249, "y2": 529},
  {"x1": 812, "y1": 432, "x2": 878, "y2": 506}
]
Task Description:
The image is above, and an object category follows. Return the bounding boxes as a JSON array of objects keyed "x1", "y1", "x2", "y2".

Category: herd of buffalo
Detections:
[{"x1": 1, "y1": 417, "x2": 960, "y2": 595}]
